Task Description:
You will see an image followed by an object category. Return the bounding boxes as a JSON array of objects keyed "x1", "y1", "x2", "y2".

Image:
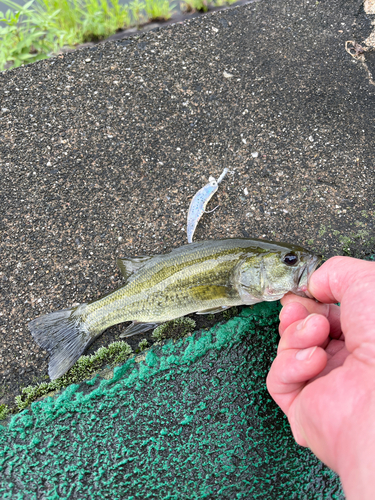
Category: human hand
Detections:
[{"x1": 266, "y1": 256, "x2": 375, "y2": 500}]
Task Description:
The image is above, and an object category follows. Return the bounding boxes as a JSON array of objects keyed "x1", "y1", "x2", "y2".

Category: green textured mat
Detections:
[{"x1": 0, "y1": 303, "x2": 344, "y2": 499}]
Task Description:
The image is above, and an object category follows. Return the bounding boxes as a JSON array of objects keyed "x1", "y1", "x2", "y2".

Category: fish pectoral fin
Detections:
[
  {"x1": 196, "y1": 306, "x2": 231, "y2": 315},
  {"x1": 119, "y1": 321, "x2": 159, "y2": 338},
  {"x1": 189, "y1": 285, "x2": 230, "y2": 302},
  {"x1": 116, "y1": 255, "x2": 154, "y2": 281}
]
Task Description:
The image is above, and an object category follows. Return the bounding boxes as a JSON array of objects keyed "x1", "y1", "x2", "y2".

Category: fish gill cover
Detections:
[{"x1": 0, "y1": 303, "x2": 343, "y2": 499}]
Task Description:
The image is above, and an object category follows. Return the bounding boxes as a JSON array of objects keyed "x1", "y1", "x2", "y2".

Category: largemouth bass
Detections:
[{"x1": 29, "y1": 238, "x2": 321, "y2": 380}]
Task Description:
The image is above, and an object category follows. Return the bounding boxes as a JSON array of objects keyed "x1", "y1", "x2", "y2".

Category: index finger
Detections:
[{"x1": 280, "y1": 294, "x2": 341, "y2": 339}]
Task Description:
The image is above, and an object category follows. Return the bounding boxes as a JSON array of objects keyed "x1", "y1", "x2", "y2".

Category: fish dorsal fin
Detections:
[{"x1": 116, "y1": 255, "x2": 154, "y2": 281}]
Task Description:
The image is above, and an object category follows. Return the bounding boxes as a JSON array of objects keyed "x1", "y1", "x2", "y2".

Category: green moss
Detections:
[
  {"x1": 138, "y1": 339, "x2": 149, "y2": 351},
  {"x1": 15, "y1": 340, "x2": 132, "y2": 411},
  {"x1": 355, "y1": 229, "x2": 369, "y2": 238},
  {"x1": 318, "y1": 225, "x2": 326, "y2": 237},
  {"x1": 338, "y1": 231, "x2": 375, "y2": 257},
  {"x1": 354, "y1": 220, "x2": 365, "y2": 227},
  {"x1": 152, "y1": 317, "x2": 196, "y2": 341},
  {"x1": 339, "y1": 236, "x2": 352, "y2": 255},
  {"x1": 222, "y1": 307, "x2": 238, "y2": 320},
  {"x1": 0, "y1": 405, "x2": 9, "y2": 421}
]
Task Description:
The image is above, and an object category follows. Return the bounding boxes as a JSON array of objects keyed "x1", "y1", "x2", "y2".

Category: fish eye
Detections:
[{"x1": 283, "y1": 252, "x2": 299, "y2": 266}]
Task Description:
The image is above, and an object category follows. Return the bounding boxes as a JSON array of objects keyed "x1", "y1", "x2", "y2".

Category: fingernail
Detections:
[
  {"x1": 296, "y1": 314, "x2": 316, "y2": 331},
  {"x1": 296, "y1": 317, "x2": 307, "y2": 331},
  {"x1": 296, "y1": 346, "x2": 317, "y2": 361}
]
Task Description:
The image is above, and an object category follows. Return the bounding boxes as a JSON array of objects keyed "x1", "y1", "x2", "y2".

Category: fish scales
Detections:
[
  {"x1": 28, "y1": 238, "x2": 321, "y2": 380},
  {"x1": 84, "y1": 242, "x2": 248, "y2": 331}
]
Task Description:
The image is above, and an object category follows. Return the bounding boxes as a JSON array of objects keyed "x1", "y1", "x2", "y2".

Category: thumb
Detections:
[
  {"x1": 308, "y1": 256, "x2": 375, "y2": 304},
  {"x1": 309, "y1": 256, "x2": 375, "y2": 352}
]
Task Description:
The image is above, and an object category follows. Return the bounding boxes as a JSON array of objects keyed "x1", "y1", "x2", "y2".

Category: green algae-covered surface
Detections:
[{"x1": 0, "y1": 303, "x2": 344, "y2": 499}]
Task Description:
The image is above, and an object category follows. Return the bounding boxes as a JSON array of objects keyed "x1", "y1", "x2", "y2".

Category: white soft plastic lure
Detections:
[{"x1": 187, "y1": 168, "x2": 228, "y2": 243}]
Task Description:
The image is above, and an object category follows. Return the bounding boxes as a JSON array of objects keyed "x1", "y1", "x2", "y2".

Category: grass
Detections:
[
  {"x1": 36, "y1": 0, "x2": 132, "y2": 42},
  {"x1": 0, "y1": 0, "x2": 237, "y2": 71},
  {"x1": 0, "y1": 0, "x2": 163, "y2": 71},
  {"x1": 181, "y1": 0, "x2": 236, "y2": 13},
  {"x1": 0, "y1": 0, "x2": 68, "y2": 69},
  {"x1": 144, "y1": 0, "x2": 173, "y2": 21}
]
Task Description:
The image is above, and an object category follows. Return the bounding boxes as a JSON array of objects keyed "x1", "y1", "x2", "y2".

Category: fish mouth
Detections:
[{"x1": 295, "y1": 254, "x2": 322, "y2": 297}]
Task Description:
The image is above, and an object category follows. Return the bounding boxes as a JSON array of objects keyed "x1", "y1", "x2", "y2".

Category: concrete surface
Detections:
[
  {"x1": 0, "y1": 304, "x2": 344, "y2": 499},
  {"x1": 1, "y1": 0, "x2": 375, "y2": 410}
]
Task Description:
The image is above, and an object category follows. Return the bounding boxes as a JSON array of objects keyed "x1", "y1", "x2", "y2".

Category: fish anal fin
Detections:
[
  {"x1": 196, "y1": 306, "x2": 231, "y2": 315},
  {"x1": 119, "y1": 321, "x2": 159, "y2": 338},
  {"x1": 116, "y1": 255, "x2": 154, "y2": 281}
]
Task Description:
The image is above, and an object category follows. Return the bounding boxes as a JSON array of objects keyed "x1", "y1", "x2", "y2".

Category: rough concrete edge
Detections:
[
  {"x1": 0, "y1": 340, "x2": 133, "y2": 421},
  {"x1": 0, "y1": 315, "x2": 207, "y2": 423}
]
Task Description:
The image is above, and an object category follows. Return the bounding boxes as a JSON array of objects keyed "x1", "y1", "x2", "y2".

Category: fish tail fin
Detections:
[{"x1": 28, "y1": 303, "x2": 94, "y2": 380}]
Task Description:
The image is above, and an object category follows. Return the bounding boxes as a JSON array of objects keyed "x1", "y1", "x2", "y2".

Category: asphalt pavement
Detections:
[{"x1": 1, "y1": 0, "x2": 375, "y2": 410}]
